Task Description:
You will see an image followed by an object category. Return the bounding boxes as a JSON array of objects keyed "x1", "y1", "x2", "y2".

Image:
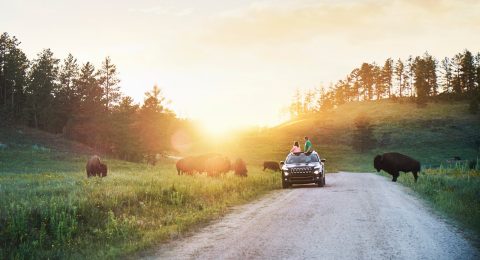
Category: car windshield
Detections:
[{"x1": 286, "y1": 153, "x2": 319, "y2": 164}]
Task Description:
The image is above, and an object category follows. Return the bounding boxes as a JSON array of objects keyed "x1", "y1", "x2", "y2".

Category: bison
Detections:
[
  {"x1": 86, "y1": 155, "x2": 108, "y2": 178},
  {"x1": 263, "y1": 161, "x2": 280, "y2": 172},
  {"x1": 176, "y1": 154, "x2": 221, "y2": 175},
  {"x1": 205, "y1": 155, "x2": 231, "y2": 177},
  {"x1": 374, "y1": 152, "x2": 420, "y2": 182},
  {"x1": 233, "y1": 158, "x2": 248, "y2": 177},
  {"x1": 176, "y1": 157, "x2": 196, "y2": 175}
]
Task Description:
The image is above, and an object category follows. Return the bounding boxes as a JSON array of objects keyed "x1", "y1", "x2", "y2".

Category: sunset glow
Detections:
[{"x1": 2, "y1": 0, "x2": 480, "y2": 128}]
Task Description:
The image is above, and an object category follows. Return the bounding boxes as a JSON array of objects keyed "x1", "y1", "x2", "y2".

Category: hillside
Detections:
[{"x1": 218, "y1": 100, "x2": 480, "y2": 171}]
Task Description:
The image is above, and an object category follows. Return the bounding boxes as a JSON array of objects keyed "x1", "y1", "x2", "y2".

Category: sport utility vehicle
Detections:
[{"x1": 280, "y1": 151, "x2": 326, "y2": 188}]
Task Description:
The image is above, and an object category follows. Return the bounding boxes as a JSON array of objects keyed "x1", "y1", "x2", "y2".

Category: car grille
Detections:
[{"x1": 290, "y1": 167, "x2": 314, "y2": 175}]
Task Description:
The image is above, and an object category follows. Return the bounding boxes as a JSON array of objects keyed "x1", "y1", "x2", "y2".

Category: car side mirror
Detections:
[
  {"x1": 321, "y1": 159, "x2": 326, "y2": 163},
  {"x1": 280, "y1": 161, "x2": 284, "y2": 165}
]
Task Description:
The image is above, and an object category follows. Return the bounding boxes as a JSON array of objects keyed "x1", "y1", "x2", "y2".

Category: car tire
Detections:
[
  {"x1": 282, "y1": 180, "x2": 290, "y2": 189},
  {"x1": 318, "y1": 175, "x2": 325, "y2": 187}
]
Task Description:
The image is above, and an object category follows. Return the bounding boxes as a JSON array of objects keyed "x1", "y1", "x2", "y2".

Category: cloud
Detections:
[
  {"x1": 198, "y1": 0, "x2": 480, "y2": 47},
  {"x1": 129, "y1": 5, "x2": 194, "y2": 17}
]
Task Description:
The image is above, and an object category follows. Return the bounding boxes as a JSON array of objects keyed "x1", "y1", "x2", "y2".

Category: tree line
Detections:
[
  {"x1": 289, "y1": 50, "x2": 480, "y2": 117},
  {"x1": 0, "y1": 32, "x2": 195, "y2": 161}
]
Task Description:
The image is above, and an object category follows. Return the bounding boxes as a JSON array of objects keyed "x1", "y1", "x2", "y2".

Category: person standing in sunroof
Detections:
[{"x1": 304, "y1": 136, "x2": 312, "y2": 153}]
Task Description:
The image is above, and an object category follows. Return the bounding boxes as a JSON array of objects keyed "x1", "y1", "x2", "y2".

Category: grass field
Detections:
[
  {"x1": 386, "y1": 162, "x2": 480, "y2": 242},
  {"x1": 1, "y1": 99, "x2": 479, "y2": 258},
  {"x1": 0, "y1": 147, "x2": 280, "y2": 259}
]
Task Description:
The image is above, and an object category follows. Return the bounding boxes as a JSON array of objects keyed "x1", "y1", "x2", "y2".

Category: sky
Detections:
[{"x1": 2, "y1": 0, "x2": 480, "y2": 133}]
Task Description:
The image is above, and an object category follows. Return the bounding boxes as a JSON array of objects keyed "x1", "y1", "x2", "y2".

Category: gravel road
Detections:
[{"x1": 144, "y1": 172, "x2": 479, "y2": 260}]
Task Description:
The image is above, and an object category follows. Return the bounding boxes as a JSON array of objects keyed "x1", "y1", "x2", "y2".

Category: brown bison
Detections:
[
  {"x1": 176, "y1": 153, "x2": 221, "y2": 175},
  {"x1": 263, "y1": 161, "x2": 280, "y2": 172},
  {"x1": 86, "y1": 155, "x2": 108, "y2": 178},
  {"x1": 205, "y1": 155, "x2": 231, "y2": 177},
  {"x1": 176, "y1": 157, "x2": 195, "y2": 175},
  {"x1": 374, "y1": 152, "x2": 420, "y2": 182},
  {"x1": 233, "y1": 158, "x2": 248, "y2": 177}
]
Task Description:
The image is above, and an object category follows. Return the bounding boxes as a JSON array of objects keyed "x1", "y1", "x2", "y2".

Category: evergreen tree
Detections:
[
  {"x1": 70, "y1": 62, "x2": 104, "y2": 146},
  {"x1": 440, "y1": 57, "x2": 453, "y2": 93},
  {"x1": 358, "y1": 63, "x2": 375, "y2": 100},
  {"x1": 99, "y1": 56, "x2": 120, "y2": 111},
  {"x1": 25, "y1": 49, "x2": 59, "y2": 130},
  {"x1": 451, "y1": 53, "x2": 463, "y2": 94},
  {"x1": 475, "y1": 52, "x2": 480, "y2": 94},
  {"x1": 0, "y1": 33, "x2": 29, "y2": 121},
  {"x1": 139, "y1": 85, "x2": 174, "y2": 155},
  {"x1": 382, "y1": 58, "x2": 393, "y2": 98},
  {"x1": 460, "y1": 50, "x2": 476, "y2": 93},
  {"x1": 394, "y1": 59, "x2": 406, "y2": 98},
  {"x1": 56, "y1": 53, "x2": 80, "y2": 132},
  {"x1": 352, "y1": 114, "x2": 376, "y2": 152},
  {"x1": 110, "y1": 96, "x2": 140, "y2": 161}
]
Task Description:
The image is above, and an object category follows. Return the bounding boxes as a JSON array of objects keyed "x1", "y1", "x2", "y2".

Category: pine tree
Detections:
[
  {"x1": 25, "y1": 49, "x2": 59, "y2": 130},
  {"x1": 71, "y1": 62, "x2": 104, "y2": 145},
  {"x1": 451, "y1": 53, "x2": 463, "y2": 94},
  {"x1": 358, "y1": 63, "x2": 375, "y2": 100},
  {"x1": 0, "y1": 33, "x2": 29, "y2": 121},
  {"x1": 352, "y1": 114, "x2": 376, "y2": 152},
  {"x1": 99, "y1": 56, "x2": 120, "y2": 111},
  {"x1": 56, "y1": 54, "x2": 80, "y2": 131},
  {"x1": 460, "y1": 50, "x2": 476, "y2": 93},
  {"x1": 394, "y1": 59, "x2": 405, "y2": 97},
  {"x1": 110, "y1": 96, "x2": 140, "y2": 161},
  {"x1": 440, "y1": 57, "x2": 453, "y2": 93},
  {"x1": 382, "y1": 58, "x2": 393, "y2": 98}
]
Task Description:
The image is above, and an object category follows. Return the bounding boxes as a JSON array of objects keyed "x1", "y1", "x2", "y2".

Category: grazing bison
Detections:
[
  {"x1": 205, "y1": 155, "x2": 231, "y2": 177},
  {"x1": 86, "y1": 155, "x2": 108, "y2": 178},
  {"x1": 192, "y1": 153, "x2": 220, "y2": 173},
  {"x1": 263, "y1": 161, "x2": 280, "y2": 172},
  {"x1": 233, "y1": 158, "x2": 248, "y2": 177},
  {"x1": 176, "y1": 157, "x2": 196, "y2": 175},
  {"x1": 176, "y1": 154, "x2": 221, "y2": 175},
  {"x1": 374, "y1": 152, "x2": 420, "y2": 182}
]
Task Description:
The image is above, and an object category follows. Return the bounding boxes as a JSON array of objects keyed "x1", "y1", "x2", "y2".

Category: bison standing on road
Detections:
[
  {"x1": 233, "y1": 158, "x2": 248, "y2": 177},
  {"x1": 374, "y1": 152, "x2": 420, "y2": 182},
  {"x1": 263, "y1": 161, "x2": 280, "y2": 172},
  {"x1": 86, "y1": 155, "x2": 108, "y2": 178}
]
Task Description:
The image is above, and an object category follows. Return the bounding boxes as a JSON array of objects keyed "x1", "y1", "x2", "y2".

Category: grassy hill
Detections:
[{"x1": 215, "y1": 99, "x2": 480, "y2": 172}]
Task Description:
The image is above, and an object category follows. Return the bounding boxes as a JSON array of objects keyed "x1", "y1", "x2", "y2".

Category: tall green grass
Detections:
[
  {"x1": 389, "y1": 161, "x2": 480, "y2": 239},
  {"x1": 0, "y1": 154, "x2": 280, "y2": 259}
]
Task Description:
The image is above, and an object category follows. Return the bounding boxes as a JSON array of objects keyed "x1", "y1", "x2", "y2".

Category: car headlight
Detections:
[
  {"x1": 284, "y1": 171, "x2": 289, "y2": 176},
  {"x1": 314, "y1": 170, "x2": 320, "y2": 175},
  {"x1": 282, "y1": 165, "x2": 288, "y2": 171}
]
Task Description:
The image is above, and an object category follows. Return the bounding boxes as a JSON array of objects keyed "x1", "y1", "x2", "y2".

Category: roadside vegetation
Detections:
[
  {"x1": 0, "y1": 147, "x2": 280, "y2": 259},
  {"x1": 393, "y1": 162, "x2": 480, "y2": 240}
]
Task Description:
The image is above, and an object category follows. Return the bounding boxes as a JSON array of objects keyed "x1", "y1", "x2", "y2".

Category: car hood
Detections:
[{"x1": 284, "y1": 163, "x2": 320, "y2": 168}]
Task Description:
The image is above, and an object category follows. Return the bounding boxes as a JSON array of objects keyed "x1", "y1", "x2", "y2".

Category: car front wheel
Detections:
[{"x1": 317, "y1": 175, "x2": 325, "y2": 187}]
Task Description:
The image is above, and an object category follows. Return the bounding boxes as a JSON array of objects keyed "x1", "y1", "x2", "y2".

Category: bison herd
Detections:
[
  {"x1": 86, "y1": 150, "x2": 425, "y2": 183},
  {"x1": 176, "y1": 154, "x2": 248, "y2": 177}
]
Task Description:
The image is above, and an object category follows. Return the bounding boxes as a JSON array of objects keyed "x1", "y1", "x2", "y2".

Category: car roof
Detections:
[{"x1": 288, "y1": 151, "x2": 318, "y2": 156}]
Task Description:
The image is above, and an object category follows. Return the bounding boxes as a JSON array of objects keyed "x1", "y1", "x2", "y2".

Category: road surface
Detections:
[{"x1": 144, "y1": 172, "x2": 479, "y2": 259}]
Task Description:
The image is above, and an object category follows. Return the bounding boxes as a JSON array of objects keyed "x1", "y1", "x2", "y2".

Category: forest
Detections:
[
  {"x1": 288, "y1": 50, "x2": 480, "y2": 117},
  {"x1": 0, "y1": 32, "x2": 198, "y2": 161},
  {"x1": 1, "y1": 32, "x2": 479, "y2": 161}
]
